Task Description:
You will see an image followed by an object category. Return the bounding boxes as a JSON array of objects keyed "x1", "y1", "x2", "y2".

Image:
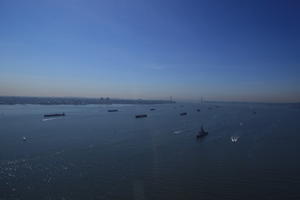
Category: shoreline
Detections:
[{"x1": 0, "y1": 96, "x2": 175, "y2": 105}]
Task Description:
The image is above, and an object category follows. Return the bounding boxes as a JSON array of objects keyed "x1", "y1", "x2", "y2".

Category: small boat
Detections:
[
  {"x1": 196, "y1": 109, "x2": 200, "y2": 112},
  {"x1": 135, "y1": 114, "x2": 147, "y2": 118},
  {"x1": 180, "y1": 112, "x2": 187, "y2": 116},
  {"x1": 252, "y1": 111, "x2": 257, "y2": 114},
  {"x1": 108, "y1": 109, "x2": 118, "y2": 112},
  {"x1": 150, "y1": 108, "x2": 156, "y2": 111},
  {"x1": 44, "y1": 113, "x2": 65, "y2": 118},
  {"x1": 196, "y1": 126, "x2": 208, "y2": 139}
]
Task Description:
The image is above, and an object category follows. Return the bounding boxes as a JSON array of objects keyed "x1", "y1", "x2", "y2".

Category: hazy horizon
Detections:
[
  {"x1": 1, "y1": 95, "x2": 300, "y2": 104},
  {"x1": 0, "y1": 0, "x2": 299, "y2": 103}
]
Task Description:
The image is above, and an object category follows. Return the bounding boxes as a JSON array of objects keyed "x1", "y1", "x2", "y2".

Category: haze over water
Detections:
[{"x1": 0, "y1": 103, "x2": 299, "y2": 199}]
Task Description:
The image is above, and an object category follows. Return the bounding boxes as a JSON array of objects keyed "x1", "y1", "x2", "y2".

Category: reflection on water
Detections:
[{"x1": 0, "y1": 103, "x2": 300, "y2": 199}]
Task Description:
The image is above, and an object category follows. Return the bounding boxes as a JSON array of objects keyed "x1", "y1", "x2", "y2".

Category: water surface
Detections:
[{"x1": 0, "y1": 103, "x2": 300, "y2": 199}]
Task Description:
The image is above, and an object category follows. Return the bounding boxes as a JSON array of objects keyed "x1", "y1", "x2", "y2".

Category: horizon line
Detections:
[{"x1": 0, "y1": 95, "x2": 299, "y2": 104}]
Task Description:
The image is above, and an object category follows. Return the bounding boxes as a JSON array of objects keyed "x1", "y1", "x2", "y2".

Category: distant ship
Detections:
[
  {"x1": 196, "y1": 126, "x2": 208, "y2": 139},
  {"x1": 44, "y1": 113, "x2": 65, "y2": 118},
  {"x1": 108, "y1": 109, "x2": 118, "y2": 112},
  {"x1": 135, "y1": 114, "x2": 147, "y2": 118},
  {"x1": 180, "y1": 112, "x2": 187, "y2": 116}
]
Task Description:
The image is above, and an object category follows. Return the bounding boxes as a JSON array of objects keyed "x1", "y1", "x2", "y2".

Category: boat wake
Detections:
[
  {"x1": 230, "y1": 136, "x2": 239, "y2": 143},
  {"x1": 42, "y1": 118, "x2": 58, "y2": 122},
  {"x1": 173, "y1": 130, "x2": 184, "y2": 135}
]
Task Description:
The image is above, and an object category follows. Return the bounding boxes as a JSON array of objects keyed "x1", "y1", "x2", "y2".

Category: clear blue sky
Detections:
[{"x1": 0, "y1": 0, "x2": 299, "y2": 102}]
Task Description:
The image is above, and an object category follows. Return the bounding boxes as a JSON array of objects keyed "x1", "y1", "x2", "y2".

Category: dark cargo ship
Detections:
[
  {"x1": 44, "y1": 113, "x2": 65, "y2": 118},
  {"x1": 135, "y1": 114, "x2": 147, "y2": 118},
  {"x1": 108, "y1": 109, "x2": 118, "y2": 112}
]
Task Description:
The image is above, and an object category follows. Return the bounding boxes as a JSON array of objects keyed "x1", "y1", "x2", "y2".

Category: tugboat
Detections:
[
  {"x1": 196, "y1": 126, "x2": 208, "y2": 139},
  {"x1": 44, "y1": 113, "x2": 65, "y2": 118}
]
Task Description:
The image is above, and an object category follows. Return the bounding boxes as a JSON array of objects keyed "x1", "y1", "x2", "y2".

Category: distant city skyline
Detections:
[{"x1": 0, "y1": 0, "x2": 299, "y2": 103}]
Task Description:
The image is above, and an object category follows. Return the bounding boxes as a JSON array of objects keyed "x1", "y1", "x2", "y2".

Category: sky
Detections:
[{"x1": 0, "y1": 0, "x2": 299, "y2": 102}]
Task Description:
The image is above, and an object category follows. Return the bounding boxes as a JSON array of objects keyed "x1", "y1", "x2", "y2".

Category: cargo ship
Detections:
[
  {"x1": 44, "y1": 113, "x2": 65, "y2": 118},
  {"x1": 108, "y1": 109, "x2": 118, "y2": 112},
  {"x1": 135, "y1": 114, "x2": 147, "y2": 118}
]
